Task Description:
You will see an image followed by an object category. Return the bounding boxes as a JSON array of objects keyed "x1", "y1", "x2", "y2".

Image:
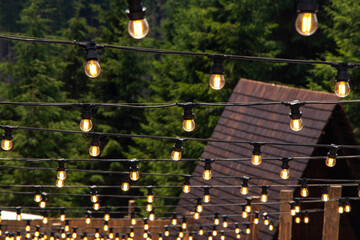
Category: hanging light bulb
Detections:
[
  {"x1": 245, "y1": 198, "x2": 252, "y2": 213},
  {"x1": 109, "y1": 228, "x2": 114, "y2": 239},
  {"x1": 42, "y1": 212, "x2": 48, "y2": 224},
  {"x1": 198, "y1": 225, "x2": 204, "y2": 236},
  {"x1": 89, "y1": 134, "x2": 101, "y2": 157},
  {"x1": 269, "y1": 222, "x2": 274, "y2": 231},
  {"x1": 196, "y1": 198, "x2": 203, "y2": 213},
  {"x1": 194, "y1": 210, "x2": 200, "y2": 220},
  {"x1": 171, "y1": 213, "x2": 177, "y2": 225},
  {"x1": 149, "y1": 210, "x2": 155, "y2": 221},
  {"x1": 261, "y1": 186, "x2": 269, "y2": 203},
  {"x1": 34, "y1": 187, "x2": 42, "y2": 203},
  {"x1": 209, "y1": 56, "x2": 225, "y2": 90},
  {"x1": 129, "y1": 160, "x2": 139, "y2": 181},
  {"x1": 208, "y1": 233, "x2": 213, "y2": 240},
  {"x1": 15, "y1": 207, "x2": 22, "y2": 221},
  {"x1": 130, "y1": 228, "x2": 135, "y2": 238},
  {"x1": 334, "y1": 63, "x2": 351, "y2": 97},
  {"x1": 304, "y1": 211, "x2": 310, "y2": 224},
  {"x1": 16, "y1": 232, "x2": 21, "y2": 240},
  {"x1": 178, "y1": 228, "x2": 184, "y2": 238},
  {"x1": 182, "y1": 105, "x2": 195, "y2": 132},
  {"x1": 104, "y1": 208, "x2": 110, "y2": 221},
  {"x1": 203, "y1": 187, "x2": 211, "y2": 203},
  {"x1": 344, "y1": 198, "x2": 351, "y2": 212},
  {"x1": 293, "y1": 200, "x2": 300, "y2": 213},
  {"x1": 181, "y1": 216, "x2": 187, "y2": 229},
  {"x1": 164, "y1": 226, "x2": 170, "y2": 237},
  {"x1": 35, "y1": 226, "x2": 40, "y2": 237},
  {"x1": 182, "y1": 176, "x2": 191, "y2": 193},
  {"x1": 64, "y1": 220, "x2": 70, "y2": 232},
  {"x1": 146, "y1": 202, "x2": 152, "y2": 212},
  {"x1": 171, "y1": 138, "x2": 183, "y2": 161},
  {"x1": 214, "y1": 213, "x2": 220, "y2": 225},
  {"x1": 131, "y1": 212, "x2": 136, "y2": 225},
  {"x1": 240, "y1": 177, "x2": 250, "y2": 195},
  {"x1": 300, "y1": 179, "x2": 309, "y2": 197},
  {"x1": 287, "y1": 100, "x2": 305, "y2": 131},
  {"x1": 143, "y1": 218, "x2": 149, "y2": 230},
  {"x1": 90, "y1": 186, "x2": 99, "y2": 203},
  {"x1": 251, "y1": 143, "x2": 262, "y2": 165},
  {"x1": 188, "y1": 234, "x2": 192, "y2": 240},
  {"x1": 236, "y1": 234, "x2": 241, "y2": 239},
  {"x1": 212, "y1": 226, "x2": 217, "y2": 236},
  {"x1": 71, "y1": 228, "x2": 77, "y2": 239},
  {"x1": 254, "y1": 212, "x2": 260, "y2": 224},
  {"x1": 93, "y1": 201, "x2": 100, "y2": 211},
  {"x1": 290, "y1": 202, "x2": 296, "y2": 216},
  {"x1": 1, "y1": 127, "x2": 14, "y2": 151},
  {"x1": 57, "y1": 160, "x2": 67, "y2": 181},
  {"x1": 203, "y1": 159, "x2": 213, "y2": 180},
  {"x1": 39, "y1": 193, "x2": 47, "y2": 208},
  {"x1": 295, "y1": 0, "x2": 318, "y2": 36},
  {"x1": 245, "y1": 224, "x2": 251, "y2": 235},
  {"x1": 222, "y1": 215, "x2": 228, "y2": 228},
  {"x1": 56, "y1": 179, "x2": 64, "y2": 188},
  {"x1": 158, "y1": 233, "x2": 163, "y2": 240},
  {"x1": 103, "y1": 221, "x2": 109, "y2": 231},
  {"x1": 235, "y1": 223, "x2": 240, "y2": 234},
  {"x1": 280, "y1": 158, "x2": 290, "y2": 179},
  {"x1": 241, "y1": 205, "x2": 248, "y2": 219},
  {"x1": 143, "y1": 231, "x2": 148, "y2": 239},
  {"x1": 121, "y1": 175, "x2": 130, "y2": 192},
  {"x1": 61, "y1": 229, "x2": 66, "y2": 239},
  {"x1": 83, "y1": 41, "x2": 101, "y2": 78},
  {"x1": 325, "y1": 144, "x2": 338, "y2": 167},
  {"x1": 338, "y1": 198, "x2": 344, "y2": 214},
  {"x1": 125, "y1": 0, "x2": 149, "y2": 39},
  {"x1": 147, "y1": 187, "x2": 154, "y2": 203},
  {"x1": 25, "y1": 232, "x2": 31, "y2": 239},
  {"x1": 85, "y1": 211, "x2": 91, "y2": 224},
  {"x1": 82, "y1": 233, "x2": 88, "y2": 240},
  {"x1": 295, "y1": 215, "x2": 301, "y2": 224},
  {"x1": 79, "y1": 105, "x2": 94, "y2": 132},
  {"x1": 94, "y1": 229, "x2": 100, "y2": 239},
  {"x1": 25, "y1": 220, "x2": 31, "y2": 232},
  {"x1": 220, "y1": 231, "x2": 225, "y2": 240},
  {"x1": 322, "y1": 185, "x2": 329, "y2": 202}
]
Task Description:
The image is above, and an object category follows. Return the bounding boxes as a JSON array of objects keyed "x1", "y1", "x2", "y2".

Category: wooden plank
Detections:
[
  {"x1": 322, "y1": 185, "x2": 342, "y2": 240},
  {"x1": 278, "y1": 190, "x2": 293, "y2": 240}
]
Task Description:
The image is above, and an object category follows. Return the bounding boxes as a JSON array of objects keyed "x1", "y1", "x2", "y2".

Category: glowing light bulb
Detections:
[
  {"x1": 25, "y1": 222, "x2": 31, "y2": 232},
  {"x1": 199, "y1": 227, "x2": 204, "y2": 236},
  {"x1": 86, "y1": 217, "x2": 91, "y2": 224},
  {"x1": 301, "y1": 188, "x2": 309, "y2": 197},
  {"x1": 214, "y1": 217, "x2": 219, "y2": 225},
  {"x1": 194, "y1": 212, "x2": 200, "y2": 220},
  {"x1": 295, "y1": 205, "x2": 301, "y2": 213},
  {"x1": 40, "y1": 201, "x2": 46, "y2": 208},
  {"x1": 322, "y1": 193, "x2": 329, "y2": 202},
  {"x1": 164, "y1": 229, "x2": 169, "y2": 237},
  {"x1": 338, "y1": 205, "x2": 344, "y2": 214},
  {"x1": 212, "y1": 228, "x2": 217, "y2": 236},
  {"x1": 80, "y1": 118, "x2": 93, "y2": 132},
  {"x1": 56, "y1": 179, "x2": 64, "y2": 188},
  {"x1": 16, "y1": 214, "x2": 22, "y2": 221},
  {"x1": 183, "y1": 119, "x2": 195, "y2": 132},
  {"x1": 26, "y1": 233, "x2": 30, "y2": 239},
  {"x1": 57, "y1": 171, "x2": 66, "y2": 181},
  {"x1": 254, "y1": 217, "x2": 259, "y2": 224},
  {"x1": 104, "y1": 213, "x2": 110, "y2": 222},
  {"x1": 295, "y1": 216, "x2": 301, "y2": 224},
  {"x1": 171, "y1": 218, "x2": 177, "y2": 225},
  {"x1": 269, "y1": 222, "x2": 274, "y2": 231},
  {"x1": 146, "y1": 203, "x2": 152, "y2": 212},
  {"x1": 147, "y1": 194, "x2": 154, "y2": 203},
  {"x1": 203, "y1": 169, "x2": 212, "y2": 180},
  {"x1": 1, "y1": 139, "x2": 12, "y2": 151},
  {"x1": 245, "y1": 226, "x2": 251, "y2": 235},
  {"x1": 171, "y1": 150, "x2": 181, "y2": 161},
  {"x1": 91, "y1": 195, "x2": 98, "y2": 203},
  {"x1": 196, "y1": 204, "x2": 203, "y2": 213},
  {"x1": 304, "y1": 216, "x2": 309, "y2": 224},
  {"x1": 95, "y1": 230, "x2": 100, "y2": 239},
  {"x1": 295, "y1": 12, "x2": 318, "y2": 36},
  {"x1": 325, "y1": 157, "x2": 336, "y2": 167},
  {"x1": 121, "y1": 181, "x2": 130, "y2": 192},
  {"x1": 128, "y1": 19, "x2": 149, "y2": 39},
  {"x1": 89, "y1": 145, "x2": 100, "y2": 157},
  {"x1": 334, "y1": 81, "x2": 350, "y2": 97},
  {"x1": 245, "y1": 205, "x2": 251, "y2": 213},
  {"x1": 104, "y1": 223, "x2": 109, "y2": 231},
  {"x1": 236, "y1": 234, "x2": 241, "y2": 239},
  {"x1": 290, "y1": 118, "x2": 303, "y2": 131},
  {"x1": 34, "y1": 194, "x2": 41, "y2": 202},
  {"x1": 251, "y1": 154, "x2": 262, "y2": 165},
  {"x1": 182, "y1": 184, "x2": 190, "y2": 193},
  {"x1": 130, "y1": 171, "x2": 139, "y2": 181},
  {"x1": 345, "y1": 204, "x2": 351, "y2": 212},
  {"x1": 204, "y1": 194, "x2": 210, "y2": 203},
  {"x1": 149, "y1": 212, "x2": 155, "y2": 221},
  {"x1": 43, "y1": 216, "x2": 48, "y2": 224},
  {"x1": 93, "y1": 202, "x2": 100, "y2": 210},
  {"x1": 209, "y1": 74, "x2": 225, "y2": 90},
  {"x1": 241, "y1": 186, "x2": 248, "y2": 195},
  {"x1": 261, "y1": 193, "x2": 268, "y2": 203},
  {"x1": 182, "y1": 222, "x2": 187, "y2": 230},
  {"x1": 280, "y1": 169, "x2": 290, "y2": 179},
  {"x1": 85, "y1": 60, "x2": 101, "y2": 78}
]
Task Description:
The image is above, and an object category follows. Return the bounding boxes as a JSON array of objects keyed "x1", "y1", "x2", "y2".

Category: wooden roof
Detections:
[{"x1": 176, "y1": 79, "x2": 341, "y2": 239}]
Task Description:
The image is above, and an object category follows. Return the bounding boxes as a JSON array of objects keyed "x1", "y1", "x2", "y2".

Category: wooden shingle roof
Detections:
[{"x1": 176, "y1": 79, "x2": 340, "y2": 239}]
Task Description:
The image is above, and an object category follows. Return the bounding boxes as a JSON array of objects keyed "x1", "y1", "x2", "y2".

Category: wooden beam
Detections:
[
  {"x1": 246, "y1": 196, "x2": 260, "y2": 240},
  {"x1": 278, "y1": 190, "x2": 293, "y2": 240},
  {"x1": 322, "y1": 185, "x2": 342, "y2": 240}
]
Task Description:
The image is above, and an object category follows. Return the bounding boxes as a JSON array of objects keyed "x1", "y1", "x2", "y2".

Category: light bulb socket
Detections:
[
  {"x1": 287, "y1": 100, "x2": 304, "y2": 119},
  {"x1": 246, "y1": 198, "x2": 252, "y2": 206},
  {"x1": 147, "y1": 186, "x2": 153, "y2": 195},
  {"x1": 300, "y1": 179, "x2": 308, "y2": 189},
  {"x1": 297, "y1": 0, "x2": 318, "y2": 12},
  {"x1": 251, "y1": 143, "x2": 261, "y2": 155},
  {"x1": 126, "y1": 0, "x2": 146, "y2": 20},
  {"x1": 209, "y1": 55, "x2": 225, "y2": 74},
  {"x1": 304, "y1": 211, "x2": 309, "y2": 217},
  {"x1": 204, "y1": 159, "x2": 213, "y2": 171},
  {"x1": 60, "y1": 208, "x2": 65, "y2": 215},
  {"x1": 65, "y1": 220, "x2": 70, "y2": 226},
  {"x1": 241, "y1": 177, "x2": 250, "y2": 188},
  {"x1": 84, "y1": 41, "x2": 100, "y2": 62},
  {"x1": 172, "y1": 213, "x2": 177, "y2": 220},
  {"x1": 339, "y1": 198, "x2": 344, "y2": 206},
  {"x1": 2, "y1": 127, "x2": 14, "y2": 141},
  {"x1": 86, "y1": 210, "x2": 91, "y2": 218},
  {"x1": 90, "y1": 134, "x2": 101, "y2": 147},
  {"x1": 182, "y1": 104, "x2": 195, "y2": 120},
  {"x1": 204, "y1": 186, "x2": 210, "y2": 195},
  {"x1": 16, "y1": 207, "x2": 21, "y2": 215},
  {"x1": 172, "y1": 138, "x2": 184, "y2": 152},
  {"x1": 290, "y1": 201, "x2": 295, "y2": 210},
  {"x1": 183, "y1": 176, "x2": 191, "y2": 185},
  {"x1": 57, "y1": 160, "x2": 66, "y2": 172},
  {"x1": 254, "y1": 211, "x2": 259, "y2": 218},
  {"x1": 327, "y1": 144, "x2": 339, "y2": 159},
  {"x1": 344, "y1": 198, "x2": 350, "y2": 206},
  {"x1": 182, "y1": 216, "x2": 186, "y2": 223},
  {"x1": 80, "y1": 104, "x2": 93, "y2": 120},
  {"x1": 40, "y1": 193, "x2": 47, "y2": 201},
  {"x1": 222, "y1": 215, "x2": 227, "y2": 221},
  {"x1": 129, "y1": 160, "x2": 139, "y2": 172},
  {"x1": 322, "y1": 185, "x2": 329, "y2": 194},
  {"x1": 281, "y1": 158, "x2": 290, "y2": 170},
  {"x1": 335, "y1": 63, "x2": 350, "y2": 82},
  {"x1": 131, "y1": 212, "x2": 135, "y2": 219},
  {"x1": 261, "y1": 186, "x2": 269, "y2": 194}
]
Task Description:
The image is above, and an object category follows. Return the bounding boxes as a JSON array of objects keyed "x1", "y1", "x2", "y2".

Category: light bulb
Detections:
[
  {"x1": 325, "y1": 157, "x2": 336, "y2": 167},
  {"x1": 40, "y1": 201, "x2": 46, "y2": 208},
  {"x1": 223, "y1": 221, "x2": 228, "y2": 228},
  {"x1": 291, "y1": 209, "x2": 296, "y2": 216},
  {"x1": 295, "y1": 12, "x2": 318, "y2": 36},
  {"x1": 241, "y1": 186, "x2": 248, "y2": 195},
  {"x1": 290, "y1": 118, "x2": 303, "y2": 131},
  {"x1": 89, "y1": 145, "x2": 100, "y2": 157},
  {"x1": 208, "y1": 235, "x2": 213, "y2": 240},
  {"x1": 84, "y1": 60, "x2": 101, "y2": 78},
  {"x1": 86, "y1": 217, "x2": 91, "y2": 224},
  {"x1": 295, "y1": 205, "x2": 301, "y2": 213},
  {"x1": 295, "y1": 216, "x2": 301, "y2": 224},
  {"x1": 104, "y1": 213, "x2": 110, "y2": 221},
  {"x1": 171, "y1": 150, "x2": 182, "y2": 161},
  {"x1": 56, "y1": 179, "x2": 64, "y2": 188},
  {"x1": 261, "y1": 194, "x2": 268, "y2": 203},
  {"x1": 91, "y1": 195, "x2": 98, "y2": 203},
  {"x1": 95, "y1": 231, "x2": 100, "y2": 239},
  {"x1": 121, "y1": 182, "x2": 130, "y2": 191},
  {"x1": 1, "y1": 139, "x2": 12, "y2": 151},
  {"x1": 203, "y1": 194, "x2": 210, "y2": 203},
  {"x1": 26, "y1": 233, "x2": 30, "y2": 239},
  {"x1": 245, "y1": 205, "x2": 251, "y2": 213},
  {"x1": 80, "y1": 119, "x2": 93, "y2": 132},
  {"x1": 57, "y1": 171, "x2": 66, "y2": 181},
  {"x1": 264, "y1": 218, "x2": 269, "y2": 225},
  {"x1": 93, "y1": 202, "x2": 100, "y2": 210},
  {"x1": 182, "y1": 119, "x2": 195, "y2": 132},
  {"x1": 147, "y1": 195, "x2": 153, "y2": 203},
  {"x1": 149, "y1": 212, "x2": 155, "y2": 221},
  {"x1": 104, "y1": 224, "x2": 109, "y2": 232},
  {"x1": 338, "y1": 206, "x2": 344, "y2": 214},
  {"x1": 212, "y1": 230, "x2": 217, "y2": 237},
  {"x1": 25, "y1": 225, "x2": 30, "y2": 232},
  {"x1": 179, "y1": 231, "x2": 184, "y2": 238},
  {"x1": 182, "y1": 223, "x2": 187, "y2": 230},
  {"x1": 34, "y1": 194, "x2": 41, "y2": 202},
  {"x1": 245, "y1": 226, "x2": 251, "y2": 235},
  {"x1": 165, "y1": 230, "x2": 169, "y2": 237},
  {"x1": 128, "y1": 19, "x2": 149, "y2": 39},
  {"x1": 221, "y1": 235, "x2": 225, "y2": 240},
  {"x1": 301, "y1": 188, "x2": 309, "y2": 197},
  {"x1": 109, "y1": 233, "x2": 114, "y2": 239},
  {"x1": 242, "y1": 211, "x2": 248, "y2": 219},
  {"x1": 235, "y1": 227, "x2": 240, "y2": 234},
  {"x1": 280, "y1": 169, "x2": 290, "y2": 179},
  {"x1": 269, "y1": 223, "x2": 274, "y2": 231},
  {"x1": 42, "y1": 217, "x2": 48, "y2": 224},
  {"x1": 203, "y1": 169, "x2": 212, "y2": 180},
  {"x1": 345, "y1": 204, "x2": 351, "y2": 212},
  {"x1": 254, "y1": 218, "x2": 259, "y2": 224},
  {"x1": 182, "y1": 184, "x2": 190, "y2": 193},
  {"x1": 17, "y1": 214, "x2": 22, "y2": 221},
  {"x1": 335, "y1": 81, "x2": 350, "y2": 97},
  {"x1": 214, "y1": 219, "x2": 219, "y2": 225},
  {"x1": 322, "y1": 193, "x2": 329, "y2": 202},
  {"x1": 171, "y1": 218, "x2": 177, "y2": 225},
  {"x1": 194, "y1": 212, "x2": 200, "y2": 220},
  {"x1": 209, "y1": 74, "x2": 225, "y2": 90},
  {"x1": 131, "y1": 216, "x2": 136, "y2": 225},
  {"x1": 251, "y1": 154, "x2": 262, "y2": 165},
  {"x1": 130, "y1": 171, "x2": 139, "y2": 181},
  {"x1": 196, "y1": 205, "x2": 203, "y2": 213},
  {"x1": 304, "y1": 216, "x2": 309, "y2": 223},
  {"x1": 146, "y1": 203, "x2": 152, "y2": 212},
  {"x1": 199, "y1": 228, "x2": 204, "y2": 235},
  {"x1": 236, "y1": 234, "x2": 241, "y2": 239}
]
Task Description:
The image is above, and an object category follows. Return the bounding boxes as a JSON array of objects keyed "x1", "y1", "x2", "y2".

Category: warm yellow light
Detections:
[
  {"x1": 130, "y1": 171, "x2": 139, "y2": 181},
  {"x1": 165, "y1": 231, "x2": 169, "y2": 237},
  {"x1": 104, "y1": 213, "x2": 110, "y2": 221},
  {"x1": 56, "y1": 179, "x2": 64, "y2": 188},
  {"x1": 57, "y1": 171, "x2": 66, "y2": 181},
  {"x1": 182, "y1": 223, "x2": 187, "y2": 229},
  {"x1": 242, "y1": 211, "x2": 248, "y2": 219},
  {"x1": 121, "y1": 182, "x2": 130, "y2": 192},
  {"x1": 345, "y1": 204, "x2": 351, "y2": 213},
  {"x1": 199, "y1": 229, "x2": 204, "y2": 236},
  {"x1": 149, "y1": 213, "x2": 155, "y2": 221},
  {"x1": 196, "y1": 204, "x2": 203, "y2": 213},
  {"x1": 25, "y1": 225, "x2": 30, "y2": 232},
  {"x1": 304, "y1": 217, "x2": 309, "y2": 224},
  {"x1": 264, "y1": 219, "x2": 270, "y2": 225},
  {"x1": 89, "y1": 145, "x2": 100, "y2": 157},
  {"x1": 335, "y1": 81, "x2": 350, "y2": 98},
  {"x1": 301, "y1": 188, "x2": 309, "y2": 197},
  {"x1": 1, "y1": 139, "x2": 12, "y2": 151},
  {"x1": 131, "y1": 218, "x2": 136, "y2": 225},
  {"x1": 291, "y1": 209, "x2": 296, "y2": 216},
  {"x1": 86, "y1": 217, "x2": 91, "y2": 224},
  {"x1": 179, "y1": 232, "x2": 184, "y2": 238},
  {"x1": 61, "y1": 233, "x2": 66, "y2": 239},
  {"x1": 26, "y1": 233, "x2": 30, "y2": 239},
  {"x1": 85, "y1": 60, "x2": 101, "y2": 78},
  {"x1": 34, "y1": 194, "x2": 41, "y2": 202},
  {"x1": 208, "y1": 235, "x2": 213, "y2": 240},
  {"x1": 223, "y1": 221, "x2": 228, "y2": 228},
  {"x1": 251, "y1": 155, "x2": 262, "y2": 165},
  {"x1": 338, "y1": 206, "x2": 344, "y2": 214},
  {"x1": 295, "y1": 205, "x2": 301, "y2": 213},
  {"x1": 60, "y1": 214, "x2": 66, "y2": 221},
  {"x1": 188, "y1": 236, "x2": 192, "y2": 240},
  {"x1": 295, "y1": 216, "x2": 301, "y2": 224},
  {"x1": 203, "y1": 194, "x2": 210, "y2": 203},
  {"x1": 40, "y1": 201, "x2": 46, "y2": 208},
  {"x1": 72, "y1": 233, "x2": 77, "y2": 239},
  {"x1": 171, "y1": 218, "x2": 177, "y2": 225},
  {"x1": 104, "y1": 224, "x2": 109, "y2": 231},
  {"x1": 93, "y1": 202, "x2": 100, "y2": 210},
  {"x1": 109, "y1": 234, "x2": 114, "y2": 240},
  {"x1": 143, "y1": 232, "x2": 148, "y2": 239},
  {"x1": 146, "y1": 203, "x2": 152, "y2": 212},
  {"x1": 16, "y1": 214, "x2": 22, "y2": 221},
  {"x1": 194, "y1": 212, "x2": 200, "y2": 220},
  {"x1": 261, "y1": 194, "x2": 268, "y2": 203},
  {"x1": 203, "y1": 170, "x2": 212, "y2": 180},
  {"x1": 325, "y1": 157, "x2": 336, "y2": 167},
  {"x1": 130, "y1": 231, "x2": 135, "y2": 237},
  {"x1": 42, "y1": 217, "x2": 48, "y2": 224},
  {"x1": 65, "y1": 225, "x2": 70, "y2": 232},
  {"x1": 209, "y1": 74, "x2": 225, "y2": 90},
  {"x1": 245, "y1": 228, "x2": 251, "y2": 235},
  {"x1": 214, "y1": 218, "x2": 219, "y2": 225},
  {"x1": 254, "y1": 218, "x2": 259, "y2": 224},
  {"x1": 183, "y1": 120, "x2": 195, "y2": 132},
  {"x1": 183, "y1": 184, "x2": 190, "y2": 193},
  {"x1": 322, "y1": 193, "x2": 329, "y2": 202},
  {"x1": 240, "y1": 187, "x2": 248, "y2": 195},
  {"x1": 91, "y1": 195, "x2": 98, "y2": 203},
  {"x1": 221, "y1": 235, "x2": 225, "y2": 240},
  {"x1": 236, "y1": 234, "x2": 241, "y2": 239},
  {"x1": 128, "y1": 19, "x2": 149, "y2": 39},
  {"x1": 245, "y1": 205, "x2": 251, "y2": 213},
  {"x1": 95, "y1": 232, "x2": 100, "y2": 239},
  {"x1": 171, "y1": 150, "x2": 182, "y2": 161},
  {"x1": 212, "y1": 230, "x2": 217, "y2": 236},
  {"x1": 147, "y1": 195, "x2": 154, "y2": 203},
  {"x1": 80, "y1": 119, "x2": 93, "y2": 132},
  {"x1": 269, "y1": 224, "x2": 274, "y2": 231},
  {"x1": 290, "y1": 118, "x2": 303, "y2": 131},
  {"x1": 295, "y1": 12, "x2": 318, "y2": 36},
  {"x1": 280, "y1": 169, "x2": 290, "y2": 179}
]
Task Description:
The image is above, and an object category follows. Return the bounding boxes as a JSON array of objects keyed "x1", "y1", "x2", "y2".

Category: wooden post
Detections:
[
  {"x1": 278, "y1": 190, "x2": 293, "y2": 240},
  {"x1": 246, "y1": 197, "x2": 260, "y2": 240},
  {"x1": 184, "y1": 212, "x2": 194, "y2": 240},
  {"x1": 126, "y1": 199, "x2": 136, "y2": 218},
  {"x1": 322, "y1": 185, "x2": 342, "y2": 240}
]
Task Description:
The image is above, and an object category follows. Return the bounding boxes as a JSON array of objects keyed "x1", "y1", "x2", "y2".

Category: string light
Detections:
[
  {"x1": 203, "y1": 187, "x2": 211, "y2": 203},
  {"x1": 254, "y1": 212, "x2": 260, "y2": 224},
  {"x1": 295, "y1": 214, "x2": 301, "y2": 224},
  {"x1": 335, "y1": 63, "x2": 351, "y2": 97},
  {"x1": 235, "y1": 223, "x2": 240, "y2": 234},
  {"x1": 344, "y1": 198, "x2": 351, "y2": 212},
  {"x1": 280, "y1": 158, "x2": 290, "y2": 179},
  {"x1": 93, "y1": 200, "x2": 100, "y2": 211},
  {"x1": 131, "y1": 212, "x2": 136, "y2": 225},
  {"x1": 245, "y1": 224, "x2": 251, "y2": 235},
  {"x1": 171, "y1": 138, "x2": 183, "y2": 161},
  {"x1": 240, "y1": 177, "x2": 249, "y2": 195},
  {"x1": 188, "y1": 233, "x2": 192, "y2": 240},
  {"x1": 60, "y1": 208, "x2": 66, "y2": 221},
  {"x1": 251, "y1": 143, "x2": 262, "y2": 165},
  {"x1": 16, "y1": 232, "x2": 21, "y2": 240},
  {"x1": 194, "y1": 210, "x2": 200, "y2": 220},
  {"x1": 149, "y1": 209, "x2": 155, "y2": 221},
  {"x1": 82, "y1": 233, "x2": 88, "y2": 240},
  {"x1": 61, "y1": 228, "x2": 66, "y2": 239},
  {"x1": 261, "y1": 186, "x2": 269, "y2": 202},
  {"x1": 103, "y1": 221, "x2": 109, "y2": 231},
  {"x1": 164, "y1": 226, "x2": 169, "y2": 237},
  {"x1": 143, "y1": 230, "x2": 148, "y2": 239},
  {"x1": 104, "y1": 207, "x2": 110, "y2": 221},
  {"x1": 109, "y1": 228, "x2": 114, "y2": 239},
  {"x1": 287, "y1": 100, "x2": 305, "y2": 131},
  {"x1": 146, "y1": 202, "x2": 152, "y2": 212},
  {"x1": 338, "y1": 199, "x2": 344, "y2": 214},
  {"x1": 64, "y1": 220, "x2": 70, "y2": 232},
  {"x1": 129, "y1": 160, "x2": 139, "y2": 181},
  {"x1": 25, "y1": 220, "x2": 31, "y2": 232},
  {"x1": 220, "y1": 231, "x2": 226, "y2": 240},
  {"x1": 50, "y1": 232, "x2": 55, "y2": 240},
  {"x1": 208, "y1": 233, "x2": 213, "y2": 240},
  {"x1": 39, "y1": 193, "x2": 47, "y2": 208},
  {"x1": 72, "y1": 228, "x2": 77, "y2": 239},
  {"x1": 95, "y1": 229, "x2": 100, "y2": 239},
  {"x1": 295, "y1": 0, "x2": 318, "y2": 36},
  {"x1": 89, "y1": 134, "x2": 101, "y2": 157},
  {"x1": 212, "y1": 226, "x2": 217, "y2": 236},
  {"x1": 181, "y1": 216, "x2": 187, "y2": 229},
  {"x1": 130, "y1": 227, "x2": 135, "y2": 238},
  {"x1": 83, "y1": 41, "x2": 101, "y2": 78},
  {"x1": 147, "y1": 187, "x2": 154, "y2": 203},
  {"x1": 182, "y1": 104, "x2": 195, "y2": 132},
  {"x1": 241, "y1": 205, "x2": 248, "y2": 219},
  {"x1": 325, "y1": 144, "x2": 338, "y2": 167},
  {"x1": 209, "y1": 56, "x2": 225, "y2": 90},
  {"x1": 223, "y1": 215, "x2": 228, "y2": 228},
  {"x1": 290, "y1": 202, "x2": 296, "y2": 216},
  {"x1": 214, "y1": 213, "x2": 220, "y2": 225},
  {"x1": 300, "y1": 179, "x2": 309, "y2": 197},
  {"x1": 121, "y1": 174, "x2": 130, "y2": 191},
  {"x1": 85, "y1": 211, "x2": 91, "y2": 224},
  {"x1": 304, "y1": 211, "x2": 310, "y2": 223},
  {"x1": 245, "y1": 198, "x2": 252, "y2": 212},
  {"x1": 42, "y1": 212, "x2": 48, "y2": 224},
  {"x1": 236, "y1": 233, "x2": 241, "y2": 239},
  {"x1": 171, "y1": 213, "x2": 177, "y2": 225},
  {"x1": 269, "y1": 221, "x2": 274, "y2": 231},
  {"x1": 182, "y1": 176, "x2": 191, "y2": 193},
  {"x1": 322, "y1": 185, "x2": 329, "y2": 202},
  {"x1": 79, "y1": 105, "x2": 93, "y2": 132},
  {"x1": 203, "y1": 159, "x2": 213, "y2": 180},
  {"x1": 90, "y1": 186, "x2": 99, "y2": 203},
  {"x1": 125, "y1": 0, "x2": 149, "y2": 39},
  {"x1": 196, "y1": 198, "x2": 203, "y2": 213},
  {"x1": 1, "y1": 127, "x2": 13, "y2": 151},
  {"x1": 295, "y1": 199, "x2": 301, "y2": 213}
]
